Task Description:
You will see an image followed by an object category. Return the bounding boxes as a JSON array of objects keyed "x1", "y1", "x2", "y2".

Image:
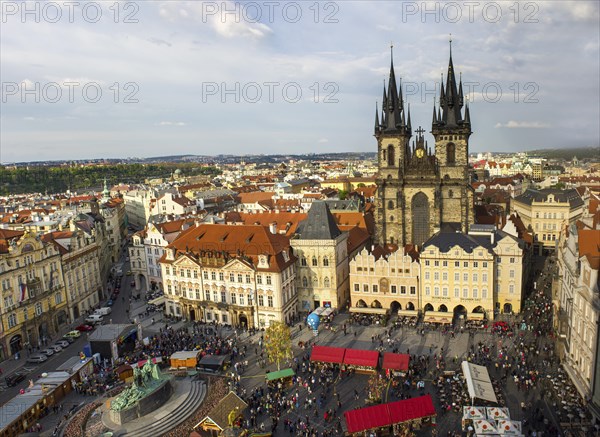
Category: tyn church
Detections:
[{"x1": 374, "y1": 44, "x2": 474, "y2": 248}]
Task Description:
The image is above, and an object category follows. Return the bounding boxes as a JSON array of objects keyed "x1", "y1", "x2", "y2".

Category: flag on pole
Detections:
[{"x1": 19, "y1": 283, "x2": 27, "y2": 302}]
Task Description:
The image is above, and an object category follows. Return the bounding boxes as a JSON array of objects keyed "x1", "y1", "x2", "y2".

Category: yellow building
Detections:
[
  {"x1": 0, "y1": 230, "x2": 68, "y2": 360},
  {"x1": 512, "y1": 188, "x2": 585, "y2": 250},
  {"x1": 420, "y1": 225, "x2": 525, "y2": 321},
  {"x1": 349, "y1": 245, "x2": 419, "y2": 313}
]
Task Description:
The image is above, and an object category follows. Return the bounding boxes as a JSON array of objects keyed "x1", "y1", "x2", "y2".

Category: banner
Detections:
[{"x1": 19, "y1": 282, "x2": 27, "y2": 302}]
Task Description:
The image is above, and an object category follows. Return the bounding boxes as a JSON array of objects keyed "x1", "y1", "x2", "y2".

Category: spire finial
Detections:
[{"x1": 449, "y1": 33, "x2": 452, "y2": 57}]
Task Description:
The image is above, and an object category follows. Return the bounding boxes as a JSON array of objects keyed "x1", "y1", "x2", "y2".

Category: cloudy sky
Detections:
[{"x1": 1, "y1": 1, "x2": 598, "y2": 163}]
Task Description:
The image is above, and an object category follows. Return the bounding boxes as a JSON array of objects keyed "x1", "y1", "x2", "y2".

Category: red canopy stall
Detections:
[
  {"x1": 387, "y1": 394, "x2": 436, "y2": 423},
  {"x1": 310, "y1": 345, "x2": 345, "y2": 364},
  {"x1": 382, "y1": 352, "x2": 410, "y2": 375},
  {"x1": 344, "y1": 395, "x2": 436, "y2": 435},
  {"x1": 344, "y1": 403, "x2": 390, "y2": 434},
  {"x1": 343, "y1": 348, "x2": 379, "y2": 373}
]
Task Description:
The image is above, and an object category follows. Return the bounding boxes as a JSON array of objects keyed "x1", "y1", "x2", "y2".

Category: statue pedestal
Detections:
[{"x1": 109, "y1": 377, "x2": 173, "y2": 425}]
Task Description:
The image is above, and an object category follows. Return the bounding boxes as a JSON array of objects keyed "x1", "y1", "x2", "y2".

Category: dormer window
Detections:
[
  {"x1": 282, "y1": 250, "x2": 289, "y2": 262},
  {"x1": 258, "y1": 255, "x2": 269, "y2": 268}
]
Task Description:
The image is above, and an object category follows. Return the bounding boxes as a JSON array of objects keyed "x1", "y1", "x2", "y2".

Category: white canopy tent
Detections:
[{"x1": 462, "y1": 361, "x2": 498, "y2": 404}]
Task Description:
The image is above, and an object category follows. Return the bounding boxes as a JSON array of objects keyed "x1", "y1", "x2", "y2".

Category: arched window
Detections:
[
  {"x1": 302, "y1": 277, "x2": 308, "y2": 287},
  {"x1": 446, "y1": 143, "x2": 456, "y2": 164},
  {"x1": 324, "y1": 277, "x2": 330, "y2": 287},
  {"x1": 388, "y1": 200, "x2": 394, "y2": 209},
  {"x1": 301, "y1": 257, "x2": 307, "y2": 266},
  {"x1": 323, "y1": 257, "x2": 329, "y2": 267},
  {"x1": 382, "y1": 149, "x2": 387, "y2": 162},
  {"x1": 387, "y1": 144, "x2": 395, "y2": 166},
  {"x1": 312, "y1": 257, "x2": 318, "y2": 267},
  {"x1": 312, "y1": 276, "x2": 318, "y2": 286}
]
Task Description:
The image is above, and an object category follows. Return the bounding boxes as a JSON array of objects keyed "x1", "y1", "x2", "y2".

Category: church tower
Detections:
[
  {"x1": 374, "y1": 40, "x2": 474, "y2": 249},
  {"x1": 374, "y1": 46, "x2": 412, "y2": 246},
  {"x1": 431, "y1": 39, "x2": 474, "y2": 233}
]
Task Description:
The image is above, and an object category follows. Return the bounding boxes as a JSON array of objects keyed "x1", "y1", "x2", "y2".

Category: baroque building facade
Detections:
[
  {"x1": 160, "y1": 223, "x2": 298, "y2": 328},
  {"x1": 374, "y1": 45, "x2": 473, "y2": 248},
  {"x1": 0, "y1": 230, "x2": 68, "y2": 361}
]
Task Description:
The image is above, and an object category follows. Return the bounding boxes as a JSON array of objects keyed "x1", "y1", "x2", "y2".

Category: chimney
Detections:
[
  {"x1": 490, "y1": 232, "x2": 495, "y2": 245},
  {"x1": 269, "y1": 223, "x2": 277, "y2": 234}
]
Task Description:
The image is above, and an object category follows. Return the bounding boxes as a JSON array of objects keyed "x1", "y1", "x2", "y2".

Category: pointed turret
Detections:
[
  {"x1": 398, "y1": 77, "x2": 404, "y2": 112},
  {"x1": 374, "y1": 102, "x2": 380, "y2": 135},
  {"x1": 458, "y1": 72, "x2": 464, "y2": 107},
  {"x1": 437, "y1": 38, "x2": 464, "y2": 127},
  {"x1": 464, "y1": 101, "x2": 471, "y2": 125},
  {"x1": 432, "y1": 97, "x2": 438, "y2": 124},
  {"x1": 407, "y1": 103, "x2": 412, "y2": 131}
]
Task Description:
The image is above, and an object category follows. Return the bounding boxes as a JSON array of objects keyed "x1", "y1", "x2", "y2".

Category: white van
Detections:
[
  {"x1": 85, "y1": 314, "x2": 104, "y2": 324},
  {"x1": 95, "y1": 307, "x2": 112, "y2": 316}
]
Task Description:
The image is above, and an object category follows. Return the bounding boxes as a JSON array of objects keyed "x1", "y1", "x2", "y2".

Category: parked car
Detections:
[
  {"x1": 41, "y1": 348, "x2": 55, "y2": 357},
  {"x1": 5, "y1": 372, "x2": 27, "y2": 387},
  {"x1": 64, "y1": 330, "x2": 81, "y2": 339},
  {"x1": 55, "y1": 340, "x2": 70, "y2": 348},
  {"x1": 85, "y1": 314, "x2": 104, "y2": 325},
  {"x1": 62, "y1": 336, "x2": 75, "y2": 344},
  {"x1": 49, "y1": 345, "x2": 63, "y2": 353},
  {"x1": 106, "y1": 299, "x2": 114, "y2": 307},
  {"x1": 26, "y1": 354, "x2": 48, "y2": 364},
  {"x1": 76, "y1": 324, "x2": 94, "y2": 332}
]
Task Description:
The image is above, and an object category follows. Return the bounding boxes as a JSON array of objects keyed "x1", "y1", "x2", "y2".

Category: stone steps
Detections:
[{"x1": 123, "y1": 380, "x2": 206, "y2": 437}]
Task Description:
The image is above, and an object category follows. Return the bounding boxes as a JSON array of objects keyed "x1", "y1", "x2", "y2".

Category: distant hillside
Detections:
[{"x1": 526, "y1": 146, "x2": 599, "y2": 160}]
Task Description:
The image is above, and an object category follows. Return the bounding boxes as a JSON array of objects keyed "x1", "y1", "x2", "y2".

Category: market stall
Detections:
[
  {"x1": 342, "y1": 348, "x2": 379, "y2": 374},
  {"x1": 382, "y1": 352, "x2": 410, "y2": 376},
  {"x1": 310, "y1": 345, "x2": 345, "y2": 365},
  {"x1": 197, "y1": 354, "x2": 229, "y2": 373},
  {"x1": 344, "y1": 394, "x2": 436, "y2": 435},
  {"x1": 266, "y1": 368, "x2": 295, "y2": 387},
  {"x1": 170, "y1": 351, "x2": 201, "y2": 369},
  {"x1": 462, "y1": 361, "x2": 498, "y2": 404}
]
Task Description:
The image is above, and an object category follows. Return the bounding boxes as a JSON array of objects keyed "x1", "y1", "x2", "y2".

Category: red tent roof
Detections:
[
  {"x1": 310, "y1": 345, "x2": 345, "y2": 364},
  {"x1": 382, "y1": 353, "x2": 410, "y2": 371},
  {"x1": 344, "y1": 403, "x2": 389, "y2": 433},
  {"x1": 387, "y1": 394, "x2": 436, "y2": 423},
  {"x1": 343, "y1": 348, "x2": 379, "y2": 368},
  {"x1": 344, "y1": 395, "x2": 436, "y2": 433}
]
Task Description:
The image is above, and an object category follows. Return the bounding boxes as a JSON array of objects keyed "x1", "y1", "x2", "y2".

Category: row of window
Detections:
[
  {"x1": 165, "y1": 266, "x2": 273, "y2": 285},
  {"x1": 356, "y1": 267, "x2": 412, "y2": 273},
  {"x1": 425, "y1": 286, "x2": 489, "y2": 299},
  {"x1": 6, "y1": 301, "x2": 48, "y2": 328},
  {"x1": 424, "y1": 260, "x2": 491, "y2": 268},
  {"x1": 354, "y1": 283, "x2": 417, "y2": 295},
  {"x1": 424, "y1": 272, "x2": 490, "y2": 282},
  {"x1": 300, "y1": 257, "x2": 330, "y2": 267},
  {"x1": 535, "y1": 212, "x2": 565, "y2": 219},
  {"x1": 166, "y1": 285, "x2": 278, "y2": 307},
  {"x1": 541, "y1": 234, "x2": 557, "y2": 241},
  {"x1": 423, "y1": 284, "x2": 515, "y2": 297}
]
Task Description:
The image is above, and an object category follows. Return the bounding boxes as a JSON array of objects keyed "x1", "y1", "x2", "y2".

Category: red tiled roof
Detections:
[{"x1": 163, "y1": 224, "x2": 295, "y2": 273}]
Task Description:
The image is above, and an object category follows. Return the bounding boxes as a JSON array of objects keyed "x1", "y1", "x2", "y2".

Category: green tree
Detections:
[
  {"x1": 338, "y1": 189, "x2": 348, "y2": 200},
  {"x1": 264, "y1": 322, "x2": 292, "y2": 371}
]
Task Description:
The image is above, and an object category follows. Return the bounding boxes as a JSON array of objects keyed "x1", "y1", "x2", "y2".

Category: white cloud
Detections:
[
  {"x1": 318, "y1": 138, "x2": 329, "y2": 143},
  {"x1": 158, "y1": 121, "x2": 186, "y2": 126},
  {"x1": 494, "y1": 121, "x2": 550, "y2": 129}
]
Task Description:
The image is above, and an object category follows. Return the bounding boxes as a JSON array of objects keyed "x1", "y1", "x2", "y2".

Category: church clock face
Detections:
[{"x1": 415, "y1": 148, "x2": 425, "y2": 158}]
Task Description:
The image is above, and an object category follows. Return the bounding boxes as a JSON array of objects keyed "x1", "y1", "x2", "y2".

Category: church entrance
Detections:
[
  {"x1": 411, "y1": 193, "x2": 430, "y2": 247},
  {"x1": 239, "y1": 314, "x2": 248, "y2": 329}
]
